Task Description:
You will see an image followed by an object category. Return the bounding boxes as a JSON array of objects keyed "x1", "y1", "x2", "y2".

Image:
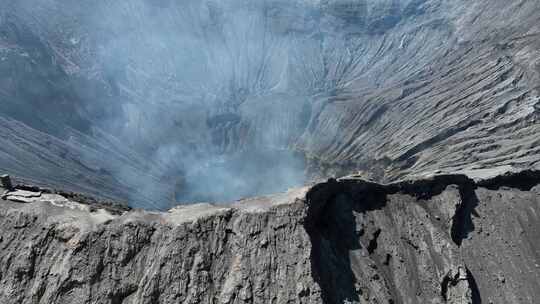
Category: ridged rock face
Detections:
[
  {"x1": 1, "y1": 173, "x2": 539, "y2": 303},
  {"x1": 297, "y1": 0, "x2": 540, "y2": 181},
  {"x1": 0, "y1": 0, "x2": 539, "y2": 207},
  {"x1": 0, "y1": 187, "x2": 322, "y2": 304}
]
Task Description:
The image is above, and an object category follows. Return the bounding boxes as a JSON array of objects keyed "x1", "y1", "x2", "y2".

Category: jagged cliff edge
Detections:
[{"x1": 0, "y1": 170, "x2": 539, "y2": 303}]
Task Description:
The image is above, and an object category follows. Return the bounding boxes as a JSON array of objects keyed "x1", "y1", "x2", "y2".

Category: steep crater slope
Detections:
[{"x1": 0, "y1": 0, "x2": 539, "y2": 208}]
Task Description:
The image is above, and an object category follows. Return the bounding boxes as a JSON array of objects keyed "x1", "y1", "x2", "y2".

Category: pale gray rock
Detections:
[{"x1": 0, "y1": 186, "x2": 321, "y2": 304}]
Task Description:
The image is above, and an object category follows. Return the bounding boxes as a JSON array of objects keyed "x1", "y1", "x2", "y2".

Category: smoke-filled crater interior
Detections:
[{"x1": 1, "y1": 0, "x2": 423, "y2": 209}]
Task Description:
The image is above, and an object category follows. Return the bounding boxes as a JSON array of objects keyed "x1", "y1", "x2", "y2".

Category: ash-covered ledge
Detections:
[
  {"x1": 1, "y1": 172, "x2": 311, "y2": 221},
  {"x1": 0, "y1": 171, "x2": 539, "y2": 303},
  {"x1": 1, "y1": 174, "x2": 130, "y2": 215}
]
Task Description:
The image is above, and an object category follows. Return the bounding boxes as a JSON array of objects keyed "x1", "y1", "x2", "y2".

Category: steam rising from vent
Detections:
[
  {"x1": 2, "y1": 0, "x2": 416, "y2": 209},
  {"x1": 89, "y1": 0, "x2": 322, "y2": 209}
]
